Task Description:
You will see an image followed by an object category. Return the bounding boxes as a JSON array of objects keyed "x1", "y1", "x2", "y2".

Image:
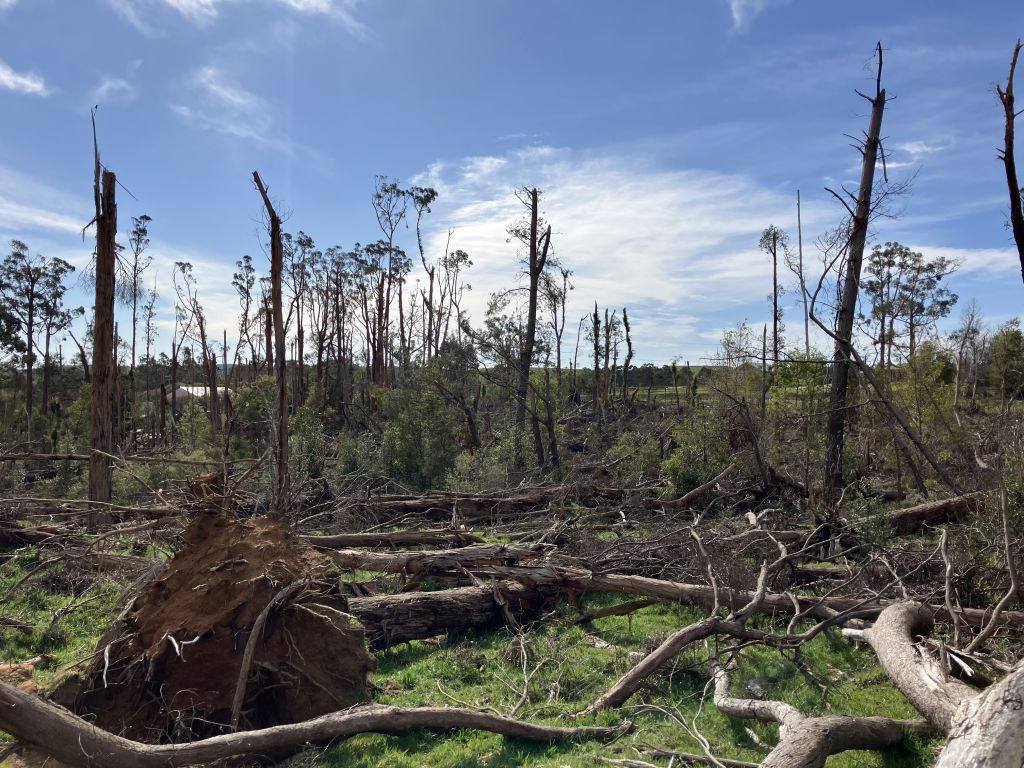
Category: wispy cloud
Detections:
[
  {"x1": 0, "y1": 0, "x2": 18, "y2": 10},
  {"x1": 171, "y1": 65, "x2": 274, "y2": 145},
  {"x1": 724, "y1": 0, "x2": 784, "y2": 32},
  {"x1": 0, "y1": 165, "x2": 87, "y2": 236},
  {"x1": 414, "y1": 144, "x2": 830, "y2": 362},
  {"x1": 91, "y1": 60, "x2": 142, "y2": 105},
  {"x1": 106, "y1": 0, "x2": 365, "y2": 36},
  {"x1": 0, "y1": 58, "x2": 49, "y2": 96}
]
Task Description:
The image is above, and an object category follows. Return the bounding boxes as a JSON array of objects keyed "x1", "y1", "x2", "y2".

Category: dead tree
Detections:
[
  {"x1": 514, "y1": 188, "x2": 552, "y2": 459},
  {"x1": 253, "y1": 171, "x2": 289, "y2": 516},
  {"x1": 997, "y1": 39, "x2": 1024, "y2": 284},
  {"x1": 0, "y1": 680, "x2": 626, "y2": 768},
  {"x1": 711, "y1": 658, "x2": 927, "y2": 768},
  {"x1": 823, "y1": 42, "x2": 887, "y2": 506},
  {"x1": 88, "y1": 114, "x2": 116, "y2": 523},
  {"x1": 859, "y1": 601, "x2": 1024, "y2": 766}
]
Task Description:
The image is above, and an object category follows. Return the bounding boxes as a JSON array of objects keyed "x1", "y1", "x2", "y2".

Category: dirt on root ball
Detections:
[{"x1": 72, "y1": 510, "x2": 375, "y2": 742}]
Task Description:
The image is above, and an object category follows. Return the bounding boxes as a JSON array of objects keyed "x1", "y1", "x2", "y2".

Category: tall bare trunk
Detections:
[
  {"x1": 997, "y1": 40, "x2": 1024, "y2": 284},
  {"x1": 89, "y1": 132, "x2": 116, "y2": 524},
  {"x1": 824, "y1": 44, "x2": 886, "y2": 506},
  {"x1": 254, "y1": 171, "x2": 290, "y2": 517},
  {"x1": 515, "y1": 189, "x2": 551, "y2": 458}
]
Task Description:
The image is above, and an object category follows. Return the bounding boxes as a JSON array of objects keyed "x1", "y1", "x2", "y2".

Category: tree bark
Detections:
[
  {"x1": 254, "y1": 171, "x2": 289, "y2": 516},
  {"x1": 935, "y1": 664, "x2": 1024, "y2": 767},
  {"x1": 348, "y1": 582, "x2": 553, "y2": 649},
  {"x1": 0, "y1": 681, "x2": 625, "y2": 768},
  {"x1": 515, "y1": 189, "x2": 551, "y2": 463},
  {"x1": 824, "y1": 43, "x2": 886, "y2": 506},
  {"x1": 997, "y1": 40, "x2": 1024, "y2": 284},
  {"x1": 89, "y1": 152, "x2": 117, "y2": 522}
]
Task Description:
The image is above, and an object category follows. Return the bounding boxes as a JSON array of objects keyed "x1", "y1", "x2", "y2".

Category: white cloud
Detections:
[
  {"x1": 0, "y1": 58, "x2": 49, "y2": 96},
  {"x1": 415, "y1": 145, "x2": 830, "y2": 362},
  {"x1": 907, "y1": 244, "x2": 1020, "y2": 277},
  {"x1": 0, "y1": 165, "x2": 89, "y2": 236},
  {"x1": 106, "y1": 0, "x2": 365, "y2": 36},
  {"x1": 91, "y1": 60, "x2": 142, "y2": 105},
  {"x1": 0, "y1": 0, "x2": 18, "y2": 10},
  {"x1": 93, "y1": 76, "x2": 137, "y2": 104},
  {"x1": 171, "y1": 65, "x2": 274, "y2": 145},
  {"x1": 724, "y1": 0, "x2": 783, "y2": 31}
]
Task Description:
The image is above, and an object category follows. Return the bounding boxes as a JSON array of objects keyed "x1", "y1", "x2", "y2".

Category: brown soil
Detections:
[{"x1": 71, "y1": 510, "x2": 375, "y2": 742}]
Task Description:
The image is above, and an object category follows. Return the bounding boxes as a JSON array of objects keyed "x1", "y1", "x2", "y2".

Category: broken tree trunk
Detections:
[
  {"x1": 997, "y1": 39, "x2": 1024, "y2": 285},
  {"x1": 0, "y1": 682, "x2": 628, "y2": 768},
  {"x1": 824, "y1": 43, "x2": 886, "y2": 507},
  {"x1": 862, "y1": 600, "x2": 1024, "y2": 767},
  {"x1": 935, "y1": 663, "x2": 1024, "y2": 767},
  {"x1": 89, "y1": 121, "x2": 117, "y2": 526},
  {"x1": 254, "y1": 171, "x2": 289, "y2": 516},
  {"x1": 465, "y1": 564, "x2": 1024, "y2": 630},
  {"x1": 711, "y1": 661, "x2": 928, "y2": 768},
  {"x1": 323, "y1": 543, "x2": 548, "y2": 575},
  {"x1": 864, "y1": 492, "x2": 984, "y2": 535}
]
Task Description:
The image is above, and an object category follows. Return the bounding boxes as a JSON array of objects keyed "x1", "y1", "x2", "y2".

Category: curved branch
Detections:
[{"x1": 0, "y1": 681, "x2": 630, "y2": 768}]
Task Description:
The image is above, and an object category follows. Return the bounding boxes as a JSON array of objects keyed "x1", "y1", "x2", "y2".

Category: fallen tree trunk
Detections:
[
  {"x1": 712, "y1": 661, "x2": 929, "y2": 768},
  {"x1": 325, "y1": 543, "x2": 548, "y2": 575},
  {"x1": 647, "y1": 463, "x2": 735, "y2": 510},
  {"x1": 864, "y1": 493, "x2": 985, "y2": 535},
  {"x1": 0, "y1": 680, "x2": 628, "y2": 768},
  {"x1": 935, "y1": 663, "x2": 1024, "y2": 767},
  {"x1": 348, "y1": 582, "x2": 555, "y2": 649},
  {"x1": 467, "y1": 564, "x2": 1024, "y2": 630},
  {"x1": 861, "y1": 600, "x2": 1024, "y2": 767},
  {"x1": 302, "y1": 528, "x2": 484, "y2": 548},
  {"x1": 0, "y1": 524, "x2": 61, "y2": 545}
]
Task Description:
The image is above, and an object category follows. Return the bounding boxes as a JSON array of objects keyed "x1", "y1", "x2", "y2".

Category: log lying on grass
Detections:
[
  {"x1": 710, "y1": 660, "x2": 929, "y2": 768},
  {"x1": 463, "y1": 564, "x2": 1024, "y2": 630},
  {"x1": 325, "y1": 543, "x2": 548, "y2": 575},
  {"x1": 349, "y1": 582, "x2": 556, "y2": 649},
  {"x1": 861, "y1": 601, "x2": 1024, "y2": 767},
  {"x1": 0, "y1": 680, "x2": 630, "y2": 768}
]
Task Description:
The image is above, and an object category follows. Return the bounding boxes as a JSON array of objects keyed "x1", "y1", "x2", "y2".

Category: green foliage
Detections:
[
  {"x1": 290, "y1": 402, "x2": 328, "y2": 482},
  {"x1": 380, "y1": 380, "x2": 461, "y2": 490},
  {"x1": 606, "y1": 430, "x2": 661, "y2": 487},
  {"x1": 661, "y1": 406, "x2": 730, "y2": 494},
  {"x1": 232, "y1": 376, "x2": 276, "y2": 451},
  {"x1": 989, "y1": 319, "x2": 1024, "y2": 401}
]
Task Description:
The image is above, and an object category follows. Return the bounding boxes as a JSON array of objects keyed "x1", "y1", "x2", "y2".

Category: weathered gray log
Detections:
[
  {"x1": 467, "y1": 564, "x2": 1024, "y2": 630},
  {"x1": 0, "y1": 680, "x2": 628, "y2": 768},
  {"x1": 325, "y1": 543, "x2": 546, "y2": 574},
  {"x1": 348, "y1": 582, "x2": 553, "y2": 649},
  {"x1": 866, "y1": 493, "x2": 985, "y2": 535},
  {"x1": 712, "y1": 661, "x2": 929, "y2": 768}
]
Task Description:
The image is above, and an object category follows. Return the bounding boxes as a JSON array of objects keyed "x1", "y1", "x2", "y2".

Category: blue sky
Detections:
[{"x1": 1, "y1": 0, "x2": 1022, "y2": 364}]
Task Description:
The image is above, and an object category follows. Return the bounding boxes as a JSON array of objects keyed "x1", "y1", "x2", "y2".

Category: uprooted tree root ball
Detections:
[{"x1": 67, "y1": 510, "x2": 375, "y2": 741}]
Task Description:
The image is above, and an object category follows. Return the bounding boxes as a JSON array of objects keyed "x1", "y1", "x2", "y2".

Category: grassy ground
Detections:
[
  {"x1": 284, "y1": 597, "x2": 938, "y2": 768},
  {"x1": 0, "y1": 547, "x2": 940, "y2": 767}
]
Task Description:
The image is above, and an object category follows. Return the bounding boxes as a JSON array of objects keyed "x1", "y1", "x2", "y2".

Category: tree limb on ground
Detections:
[{"x1": 0, "y1": 680, "x2": 630, "y2": 768}]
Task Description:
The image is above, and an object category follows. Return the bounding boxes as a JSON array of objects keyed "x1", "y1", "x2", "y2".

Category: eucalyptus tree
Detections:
[{"x1": 0, "y1": 240, "x2": 75, "y2": 439}]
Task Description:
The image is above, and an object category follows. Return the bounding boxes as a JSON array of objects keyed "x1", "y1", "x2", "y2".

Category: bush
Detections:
[
  {"x1": 379, "y1": 383, "x2": 460, "y2": 490},
  {"x1": 606, "y1": 431, "x2": 662, "y2": 487},
  {"x1": 661, "y1": 406, "x2": 729, "y2": 494}
]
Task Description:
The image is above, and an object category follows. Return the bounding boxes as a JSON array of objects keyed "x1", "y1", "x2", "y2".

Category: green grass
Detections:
[
  {"x1": 0, "y1": 547, "x2": 124, "y2": 691},
  {"x1": 0, "y1": 546, "x2": 940, "y2": 767},
  {"x1": 285, "y1": 597, "x2": 940, "y2": 768}
]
